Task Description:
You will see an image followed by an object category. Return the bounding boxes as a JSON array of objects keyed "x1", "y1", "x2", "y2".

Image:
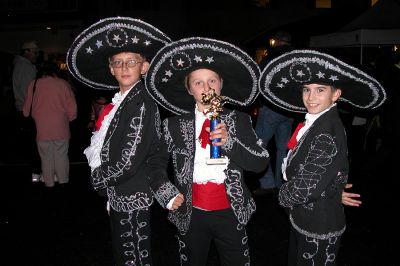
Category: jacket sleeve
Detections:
[
  {"x1": 279, "y1": 133, "x2": 346, "y2": 208},
  {"x1": 147, "y1": 118, "x2": 180, "y2": 208},
  {"x1": 221, "y1": 111, "x2": 270, "y2": 173}
]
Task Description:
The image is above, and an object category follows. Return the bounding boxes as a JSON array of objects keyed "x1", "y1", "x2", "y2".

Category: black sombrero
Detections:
[
  {"x1": 145, "y1": 37, "x2": 260, "y2": 115},
  {"x1": 66, "y1": 16, "x2": 171, "y2": 90},
  {"x1": 259, "y1": 49, "x2": 386, "y2": 113}
]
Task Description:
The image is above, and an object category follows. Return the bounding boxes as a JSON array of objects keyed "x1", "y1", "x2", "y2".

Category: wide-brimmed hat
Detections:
[
  {"x1": 22, "y1": 41, "x2": 39, "y2": 50},
  {"x1": 66, "y1": 16, "x2": 171, "y2": 90},
  {"x1": 259, "y1": 49, "x2": 386, "y2": 113},
  {"x1": 145, "y1": 37, "x2": 260, "y2": 115}
]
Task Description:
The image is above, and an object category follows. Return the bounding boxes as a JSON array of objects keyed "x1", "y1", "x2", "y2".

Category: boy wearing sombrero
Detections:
[
  {"x1": 145, "y1": 37, "x2": 270, "y2": 265},
  {"x1": 259, "y1": 49, "x2": 386, "y2": 265},
  {"x1": 67, "y1": 17, "x2": 183, "y2": 266}
]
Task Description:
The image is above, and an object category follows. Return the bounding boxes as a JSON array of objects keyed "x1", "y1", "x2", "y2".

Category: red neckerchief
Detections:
[
  {"x1": 198, "y1": 118, "x2": 210, "y2": 148},
  {"x1": 287, "y1": 122, "x2": 304, "y2": 150}
]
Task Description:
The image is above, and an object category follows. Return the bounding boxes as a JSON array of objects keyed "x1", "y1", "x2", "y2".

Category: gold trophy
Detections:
[{"x1": 201, "y1": 89, "x2": 228, "y2": 165}]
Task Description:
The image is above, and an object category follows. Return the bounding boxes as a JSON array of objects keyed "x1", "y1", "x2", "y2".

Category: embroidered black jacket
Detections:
[
  {"x1": 279, "y1": 106, "x2": 348, "y2": 240},
  {"x1": 149, "y1": 108, "x2": 270, "y2": 233},
  {"x1": 90, "y1": 81, "x2": 179, "y2": 212}
]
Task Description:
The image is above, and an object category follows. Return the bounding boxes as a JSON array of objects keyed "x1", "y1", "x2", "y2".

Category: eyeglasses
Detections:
[{"x1": 110, "y1": 59, "x2": 143, "y2": 68}]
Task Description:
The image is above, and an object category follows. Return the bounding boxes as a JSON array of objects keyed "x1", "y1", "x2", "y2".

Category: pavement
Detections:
[{"x1": 1, "y1": 93, "x2": 396, "y2": 265}]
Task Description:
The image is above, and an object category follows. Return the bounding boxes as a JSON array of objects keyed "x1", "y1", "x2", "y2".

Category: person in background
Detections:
[
  {"x1": 66, "y1": 17, "x2": 183, "y2": 266},
  {"x1": 259, "y1": 49, "x2": 386, "y2": 265},
  {"x1": 253, "y1": 31, "x2": 295, "y2": 196},
  {"x1": 374, "y1": 52, "x2": 400, "y2": 178},
  {"x1": 259, "y1": 31, "x2": 293, "y2": 70},
  {"x1": 145, "y1": 37, "x2": 270, "y2": 266},
  {"x1": 23, "y1": 61, "x2": 77, "y2": 188},
  {"x1": 13, "y1": 41, "x2": 39, "y2": 114},
  {"x1": 12, "y1": 40, "x2": 42, "y2": 182},
  {"x1": 87, "y1": 95, "x2": 110, "y2": 131}
]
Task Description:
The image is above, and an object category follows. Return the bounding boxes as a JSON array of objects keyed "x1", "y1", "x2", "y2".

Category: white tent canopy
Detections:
[
  {"x1": 310, "y1": 29, "x2": 400, "y2": 47},
  {"x1": 309, "y1": 0, "x2": 400, "y2": 64}
]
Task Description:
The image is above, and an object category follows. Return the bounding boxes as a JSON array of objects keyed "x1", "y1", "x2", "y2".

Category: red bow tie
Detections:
[
  {"x1": 198, "y1": 118, "x2": 210, "y2": 148},
  {"x1": 287, "y1": 122, "x2": 304, "y2": 150}
]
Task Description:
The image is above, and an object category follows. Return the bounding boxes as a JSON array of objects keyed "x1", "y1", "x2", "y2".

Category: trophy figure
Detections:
[{"x1": 201, "y1": 89, "x2": 228, "y2": 165}]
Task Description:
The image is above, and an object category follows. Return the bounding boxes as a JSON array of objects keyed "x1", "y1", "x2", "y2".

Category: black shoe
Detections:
[{"x1": 252, "y1": 187, "x2": 278, "y2": 196}]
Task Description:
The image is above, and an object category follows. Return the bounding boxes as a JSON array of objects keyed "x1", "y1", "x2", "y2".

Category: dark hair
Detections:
[
  {"x1": 273, "y1": 31, "x2": 291, "y2": 43},
  {"x1": 39, "y1": 62, "x2": 60, "y2": 77}
]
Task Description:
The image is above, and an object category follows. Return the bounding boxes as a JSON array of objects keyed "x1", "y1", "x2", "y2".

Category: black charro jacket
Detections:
[
  {"x1": 279, "y1": 106, "x2": 348, "y2": 240},
  {"x1": 149, "y1": 108, "x2": 270, "y2": 233},
  {"x1": 90, "y1": 81, "x2": 179, "y2": 212}
]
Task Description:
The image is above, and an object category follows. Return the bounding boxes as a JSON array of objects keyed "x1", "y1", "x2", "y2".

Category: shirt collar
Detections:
[
  {"x1": 304, "y1": 103, "x2": 336, "y2": 125},
  {"x1": 195, "y1": 104, "x2": 210, "y2": 119}
]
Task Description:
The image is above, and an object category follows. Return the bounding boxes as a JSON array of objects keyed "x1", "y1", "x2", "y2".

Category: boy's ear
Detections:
[
  {"x1": 141, "y1": 61, "x2": 150, "y2": 75},
  {"x1": 332, "y1": 88, "x2": 342, "y2": 102},
  {"x1": 109, "y1": 65, "x2": 115, "y2": 76}
]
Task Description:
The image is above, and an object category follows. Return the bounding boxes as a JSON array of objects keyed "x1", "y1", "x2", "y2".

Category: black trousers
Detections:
[
  {"x1": 177, "y1": 208, "x2": 250, "y2": 266},
  {"x1": 288, "y1": 226, "x2": 341, "y2": 266},
  {"x1": 110, "y1": 207, "x2": 152, "y2": 266}
]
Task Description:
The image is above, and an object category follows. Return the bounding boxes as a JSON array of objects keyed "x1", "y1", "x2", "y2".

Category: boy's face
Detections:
[
  {"x1": 302, "y1": 83, "x2": 341, "y2": 114},
  {"x1": 109, "y1": 52, "x2": 149, "y2": 92},
  {"x1": 186, "y1": 68, "x2": 222, "y2": 112}
]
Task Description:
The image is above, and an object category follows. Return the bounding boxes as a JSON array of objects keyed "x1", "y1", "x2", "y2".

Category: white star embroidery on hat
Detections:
[
  {"x1": 113, "y1": 34, "x2": 121, "y2": 43},
  {"x1": 162, "y1": 77, "x2": 169, "y2": 82},
  {"x1": 95, "y1": 40, "x2": 103, "y2": 49},
  {"x1": 132, "y1": 36, "x2": 139, "y2": 43},
  {"x1": 144, "y1": 40, "x2": 151, "y2": 46},
  {"x1": 316, "y1": 71, "x2": 325, "y2": 78},
  {"x1": 86, "y1": 47, "x2": 93, "y2": 54},
  {"x1": 281, "y1": 77, "x2": 289, "y2": 83},
  {"x1": 329, "y1": 75, "x2": 339, "y2": 81},
  {"x1": 194, "y1": 55, "x2": 202, "y2": 63},
  {"x1": 296, "y1": 70, "x2": 305, "y2": 77},
  {"x1": 277, "y1": 83, "x2": 284, "y2": 88},
  {"x1": 205, "y1": 56, "x2": 214, "y2": 64},
  {"x1": 165, "y1": 70, "x2": 172, "y2": 77},
  {"x1": 176, "y1": 58, "x2": 185, "y2": 67}
]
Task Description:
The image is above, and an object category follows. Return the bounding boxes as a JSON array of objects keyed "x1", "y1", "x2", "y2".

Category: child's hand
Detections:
[
  {"x1": 171, "y1": 193, "x2": 184, "y2": 210},
  {"x1": 342, "y1": 184, "x2": 362, "y2": 207},
  {"x1": 209, "y1": 122, "x2": 228, "y2": 146}
]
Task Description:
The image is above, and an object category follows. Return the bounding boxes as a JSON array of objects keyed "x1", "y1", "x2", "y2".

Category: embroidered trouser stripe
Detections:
[
  {"x1": 178, "y1": 208, "x2": 250, "y2": 266},
  {"x1": 110, "y1": 207, "x2": 152, "y2": 266},
  {"x1": 288, "y1": 227, "x2": 341, "y2": 266}
]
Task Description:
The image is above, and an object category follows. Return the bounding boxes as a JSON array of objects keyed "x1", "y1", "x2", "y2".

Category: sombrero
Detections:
[
  {"x1": 259, "y1": 49, "x2": 386, "y2": 113},
  {"x1": 145, "y1": 37, "x2": 260, "y2": 115},
  {"x1": 66, "y1": 16, "x2": 171, "y2": 90}
]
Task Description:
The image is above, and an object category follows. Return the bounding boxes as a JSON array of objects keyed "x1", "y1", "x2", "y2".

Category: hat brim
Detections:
[
  {"x1": 66, "y1": 16, "x2": 171, "y2": 90},
  {"x1": 259, "y1": 50, "x2": 386, "y2": 113},
  {"x1": 145, "y1": 37, "x2": 260, "y2": 115}
]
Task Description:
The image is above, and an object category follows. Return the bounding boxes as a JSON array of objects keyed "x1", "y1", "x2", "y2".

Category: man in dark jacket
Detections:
[{"x1": 253, "y1": 31, "x2": 295, "y2": 195}]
